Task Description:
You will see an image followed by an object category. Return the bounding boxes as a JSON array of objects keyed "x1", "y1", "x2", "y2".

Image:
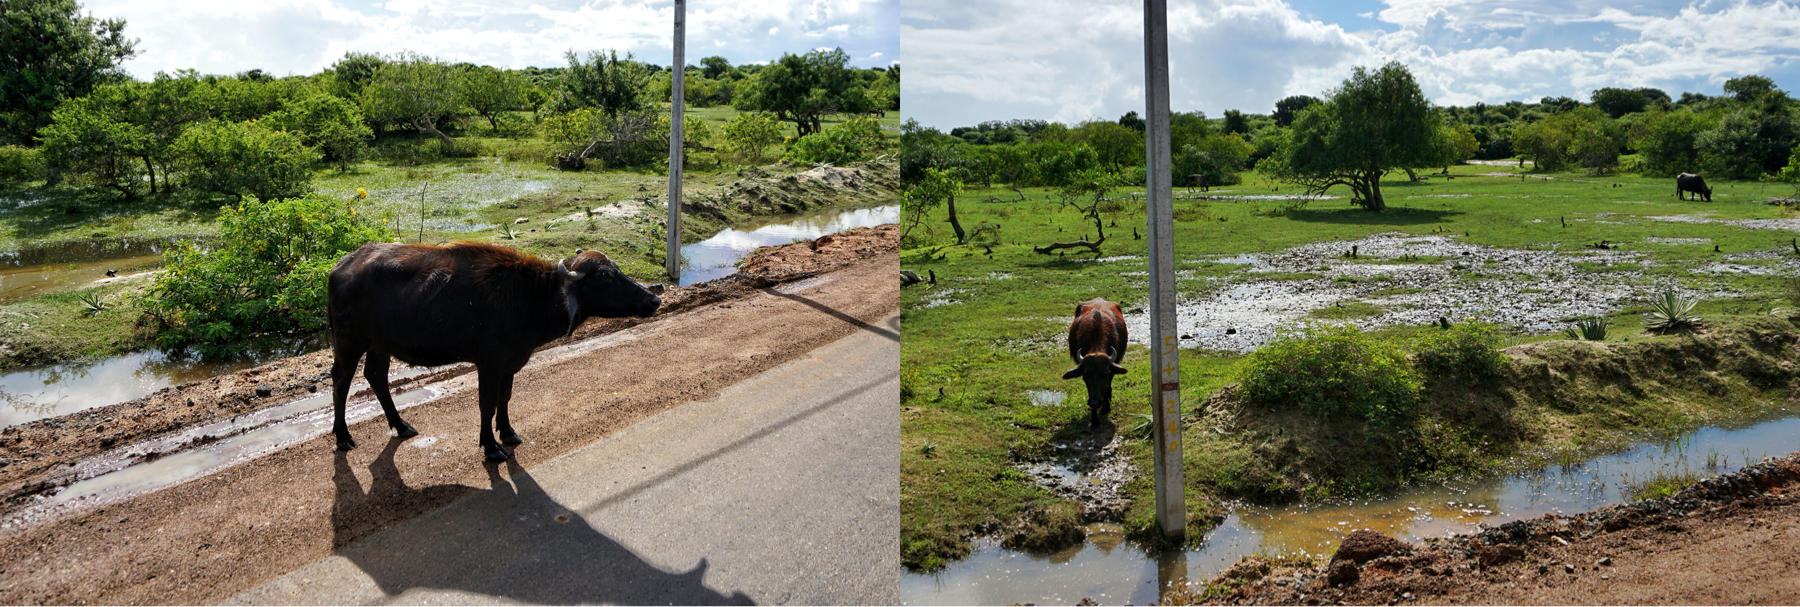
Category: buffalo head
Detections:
[{"x1": 559, "y1": 249, "x2": 661, "y2": 320}]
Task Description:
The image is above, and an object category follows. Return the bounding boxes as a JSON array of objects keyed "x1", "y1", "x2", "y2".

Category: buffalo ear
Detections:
[
  {"x1": 1062, "y1": 367, "x2": 1082, "y2": 380},
  {"x1": 1111, "y1": 363, "x2": 1128, "y2": 375},
  {"x1": 575, "y1": 248, "x2": 585, "y2": 255}
]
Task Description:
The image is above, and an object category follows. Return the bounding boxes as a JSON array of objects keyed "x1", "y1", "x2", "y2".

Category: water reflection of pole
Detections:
[{"x1": 1157, "y1": 548, "x2": 1190, "y2": 600}]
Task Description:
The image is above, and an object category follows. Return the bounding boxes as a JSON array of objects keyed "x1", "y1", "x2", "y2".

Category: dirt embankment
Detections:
[
  {"x1": 1194, "y1": 451, "x2": 1800, "y2": 606},
  {"x1": 678, "y1": 163, "x2": 899, "y2": 223},
  {"x1": 0, "y1": 224, "x2": 899, "y2": 516}
]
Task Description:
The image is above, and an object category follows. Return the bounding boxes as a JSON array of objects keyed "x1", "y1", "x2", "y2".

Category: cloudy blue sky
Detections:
[
  {"x1": 85, "y1": 0, "x2": 898, "y2": 78},
  {"x1": 903, "y1": 0, "x2": 1800, "y2": 129}
]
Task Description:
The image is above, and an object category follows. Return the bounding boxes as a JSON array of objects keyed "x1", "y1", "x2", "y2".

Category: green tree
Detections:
[
  {"x1": 0, "y1": 0, "x2": 137, "y2": 145},
  {"x1": 1590, "y1": 87, "x2": 1650, "y2": 119},
  {"x1": 1222, "y1": 109, "x2": 1250, "y2": 134},
  {"x1": 733, "y1": 48, "x2": 871, "y2": 137},
  {"x1": 1762, "y1": 143, "x2": 1800, "y2": 196},
  {"x1": 35, "y1": 84, "x2": 146, "y2": 193},
  {"x1": 1265, "y1": 61, "x2": 1439, "y2": 211},
  {"x1": 901, "y1": 167, "x2": 959, "y2": 245},
  {"x1": 359, "y1": 52, "x2": 464, "y2": 149},
  {"x1": 460, "y1": 66, "x2": 531, "y2": 132},
  {"x1": 1698, "y1": 107, "x2": 1799, "y2": 179},
  {"x1": 699, "y1": 56, "x2": 732, "y2": 79},
  {"x1": 781, "y1": 116, "x2": 886, "y2": 165},
  {"x1": 722, "y1": 110, "x2": 783, "y2": 162},
  {"x1": 262, "y1": 93, "x2": 371, "y2": 171},
  {"x1": 1511, "y1": 106, "x2": 1607, "y2": 173},
  {"x1": 1723, "y1": 75, "x2": 1780, "y2": 103},
  {"x1": 1633, "y1": 108, "x2": 1709, "y2": 176},
  {"x1": 172, "y1": 119, "x2": 317, "y2": 201},
  {"x1": 326, "y1": 52, "x2": 384, "y2": 101},
  {"x1": 1272, "y1": 95, "x2": 1319, "y2": 127},
  {"x1": 552, "y1": 49, "x2": 650, "y2": 119}
]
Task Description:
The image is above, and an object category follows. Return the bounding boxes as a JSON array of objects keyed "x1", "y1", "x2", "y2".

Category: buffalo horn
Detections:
[{"x1": 558, "y1": 259, "x2": 587, "y2": 281}]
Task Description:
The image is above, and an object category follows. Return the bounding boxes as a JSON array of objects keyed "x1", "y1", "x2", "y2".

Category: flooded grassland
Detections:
[{"x1": 897, "y1": 164, "x2": 1800, "y2": 599}]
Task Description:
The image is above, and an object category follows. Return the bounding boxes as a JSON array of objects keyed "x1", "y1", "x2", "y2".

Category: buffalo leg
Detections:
[
  {"x1": 476, "y1": 366, "x2": 510, "y2": 462},
  {"x1": 362, "y1": 352, "x2": 418, "y2": 439},
  {"x1": 495, "y1": 376, "x2": 522, "y2": 446},
  {"x1": 331, "y1": 344, "x2": 365, "y2": 451}
]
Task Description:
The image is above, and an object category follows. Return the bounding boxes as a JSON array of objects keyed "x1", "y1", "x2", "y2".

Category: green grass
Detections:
[
  {"x1": 0, "y1": 106, "x2": 900, "y2": 369},
  {"x1": 899, "y1": 162, "x2": 1800, "y2": 570}
]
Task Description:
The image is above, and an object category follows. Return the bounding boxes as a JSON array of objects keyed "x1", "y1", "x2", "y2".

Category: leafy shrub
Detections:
[
  {"x1": 1238, "y1": 323, "x2": 1420, "y2": 427},
  {"x1": 173, "y1": 120, "x2": 318, "y2": 201},
  {"x1": 262, "y1": 94, "x2": 373, "y2": 171},
  {"x1": 781, "y1": 117, "x2": 886, "y2": 165},
  {"x1": 1413, "y1": 320, "x2": 1508, "y2": 379},
  {"x1": 723, "y1": 111, "x2": 783, "y2": 162},
  {"x1": 144, "y1": 194, "x2": 394, "y2": 353},
  {"x1": 0, "y1": 145, "x2": 41, "y2": 182}
]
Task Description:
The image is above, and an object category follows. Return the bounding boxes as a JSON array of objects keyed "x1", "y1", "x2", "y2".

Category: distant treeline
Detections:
[
  {"x1": 0, "y1": 0, "x2": 900, "y2": 193},
  {"x1": 907, "y1": 74, "x2": 1797, "y2": 189}
]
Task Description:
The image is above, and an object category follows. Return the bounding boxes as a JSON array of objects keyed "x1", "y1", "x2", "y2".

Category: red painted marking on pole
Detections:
[{"x1": 1160, "y1": 382, "x2": 1178, "y2": 392}]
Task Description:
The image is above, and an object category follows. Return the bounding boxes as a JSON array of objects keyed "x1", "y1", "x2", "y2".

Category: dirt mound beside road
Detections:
[{"x1": 1195, "y1": 451, "x2": 1800, "y2": 605}]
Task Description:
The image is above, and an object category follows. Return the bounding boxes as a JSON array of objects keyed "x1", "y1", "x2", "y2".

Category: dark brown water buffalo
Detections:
[
  {"x1": 1062, "y1": 299, "x2": 1128, "y2": 426},
  {"x1": 1187, "y1": 174, "x2": 1209, "y2": 192},
  {"x1": 328, "y1": 242, "x2": 661, "y2": 461},
  {"x1": 1677, "y1": 173, "x2": 1712, "y2": 202}
]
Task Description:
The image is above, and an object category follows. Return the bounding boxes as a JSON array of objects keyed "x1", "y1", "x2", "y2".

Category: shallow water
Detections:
[
  {"x1": 0, "y1": 239, "x2": 178, "y2": 304},
  {"x1": 900, "y1": 415, "x2": 1800, "y2": 605},
  {"x1": 677, "y1": 204, "x2": 898, "y2": 286},
  {"x1": 0, "y1": 334, "x2": 326, "y2": 428}
]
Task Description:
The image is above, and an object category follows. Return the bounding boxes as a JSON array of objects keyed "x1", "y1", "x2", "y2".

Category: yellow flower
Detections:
[{"x1": 356, "y1": 188, "x2": 368, "y2": 199}]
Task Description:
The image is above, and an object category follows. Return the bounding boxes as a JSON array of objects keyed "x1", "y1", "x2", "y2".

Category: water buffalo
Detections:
[
  {"x1": 328, "y1": 242, "x2": 661, "y2": 461},
  {"x1": 1187, "y1": 174, "x2": 1209, "y2": 192},
  {"x1": 1062, "y1": 299, "x2": 1128, "y2": 426},
  {"x1": 1677, "y1": 173, "x2": 1712, "y2": 202}
]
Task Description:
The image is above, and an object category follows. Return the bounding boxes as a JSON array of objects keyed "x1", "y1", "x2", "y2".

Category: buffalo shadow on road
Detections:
[{"x1": 330, "y1": 439, "x2": 754, "y2": 605}]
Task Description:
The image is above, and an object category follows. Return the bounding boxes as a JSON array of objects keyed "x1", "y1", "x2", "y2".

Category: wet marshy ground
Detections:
[
  {"x1": 900, "y1": 415, "x2": 1800, "y2": 605},
  {"x1": 1108, "y1": 233, "x2": 1735, "y2": 352}
]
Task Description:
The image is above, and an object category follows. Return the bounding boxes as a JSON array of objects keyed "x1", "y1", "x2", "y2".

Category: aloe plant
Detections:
[
  {"x1": 77, "y1": 291, "x2": 108, "y2": 315},
  {"x1": 497, "y1": 224, "x2": 519, "y2": 240},
  {"x1": 1646, "y1": 291, "x2": 1701, "y2": 332},
  {"x1": 1563, "y1": 317, "x2": 1610, "y2": 341}
]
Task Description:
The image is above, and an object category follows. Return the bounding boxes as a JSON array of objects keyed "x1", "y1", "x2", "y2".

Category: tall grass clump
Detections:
[
  {"x1": 1238, "y1": 323, "x2": 1420, "y2": 427},
  {"x1": 1414, "y1": 320, "x2": 1509, "y2": 379}
]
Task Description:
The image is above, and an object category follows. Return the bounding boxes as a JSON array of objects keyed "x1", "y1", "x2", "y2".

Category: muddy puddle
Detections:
[
  {"x1": 0, "y1": 334, "x2": 325, "y2": 427},
  {"x1": 900, "y1": 415, "x2": 1800, "y2": 605},
  {"x1": 1117, "y1": 233, "x2": 1734, "y2": 352},
  {"x1": 0, "y1": 238, "x2": 179, "y2": 304},
  {"x1": 678, "y1": 204, "x2": 897, "y2": 286}
]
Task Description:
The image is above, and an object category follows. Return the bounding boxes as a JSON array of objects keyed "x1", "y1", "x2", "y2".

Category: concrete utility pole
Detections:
[
  {"x1": 1143, "y1": 0, "x2": 1185, "y2": 538},
  {"x1": 665, "y1": 0, "x2": 686, "y2": 283}
]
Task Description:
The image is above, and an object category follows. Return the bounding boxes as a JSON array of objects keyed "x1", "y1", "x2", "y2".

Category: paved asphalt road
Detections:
[{"x1": 226, "y1": 313, "x2": 900, "y2": 605}]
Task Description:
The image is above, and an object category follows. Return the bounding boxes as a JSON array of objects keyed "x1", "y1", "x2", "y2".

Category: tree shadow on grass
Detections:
[{"x1": 1282, "y1": 206, "x2": 1463, "y2": 226}]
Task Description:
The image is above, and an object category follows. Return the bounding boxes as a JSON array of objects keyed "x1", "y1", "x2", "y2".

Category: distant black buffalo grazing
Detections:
[
  {"x1": 1062, "y1": 299, "x2": 1128, "y2": 427},
  {"x1": 328, "y1": 242, "x2": 662, "y2": 461},
  {"x1": 1187, "y1": 174, "x2": 1209, "y2": 192},
  {"x1": 1676, "y1": 173, "x2": 1713, "y2": 202}
]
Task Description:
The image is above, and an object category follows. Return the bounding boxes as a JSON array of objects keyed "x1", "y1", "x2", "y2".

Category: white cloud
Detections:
[
  {"x1": 85, "y1": 0, "x2": 896, "y2": 77},
  {"x1": 905, "y1": 0, "x2": 1800, "y2": 129}
]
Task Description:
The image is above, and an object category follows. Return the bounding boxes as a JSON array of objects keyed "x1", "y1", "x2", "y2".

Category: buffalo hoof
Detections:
[
  {"x1": 337, "y1": 435, "x2": 357, "y2": 451},
  {"x1": 500, "y1": 429, "x2": 523, "y2": 445},
  {"x1": 484, "y1": 444, "x2": 512, "y2": 462},
  {"x1": 393, "y1": 422, "x2": 419, "y2": 439}
]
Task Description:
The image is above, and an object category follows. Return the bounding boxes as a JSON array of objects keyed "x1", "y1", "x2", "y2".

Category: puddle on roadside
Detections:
[
  {"x1": 901, "y1": 415, "x2": 1800, "y2": 605},
  {"x1": 0, "y1": 334, "x2": 328, "y2": 427},
  {"x1": 678, "y1": 204, "x2": 897, "y2": 286}
]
